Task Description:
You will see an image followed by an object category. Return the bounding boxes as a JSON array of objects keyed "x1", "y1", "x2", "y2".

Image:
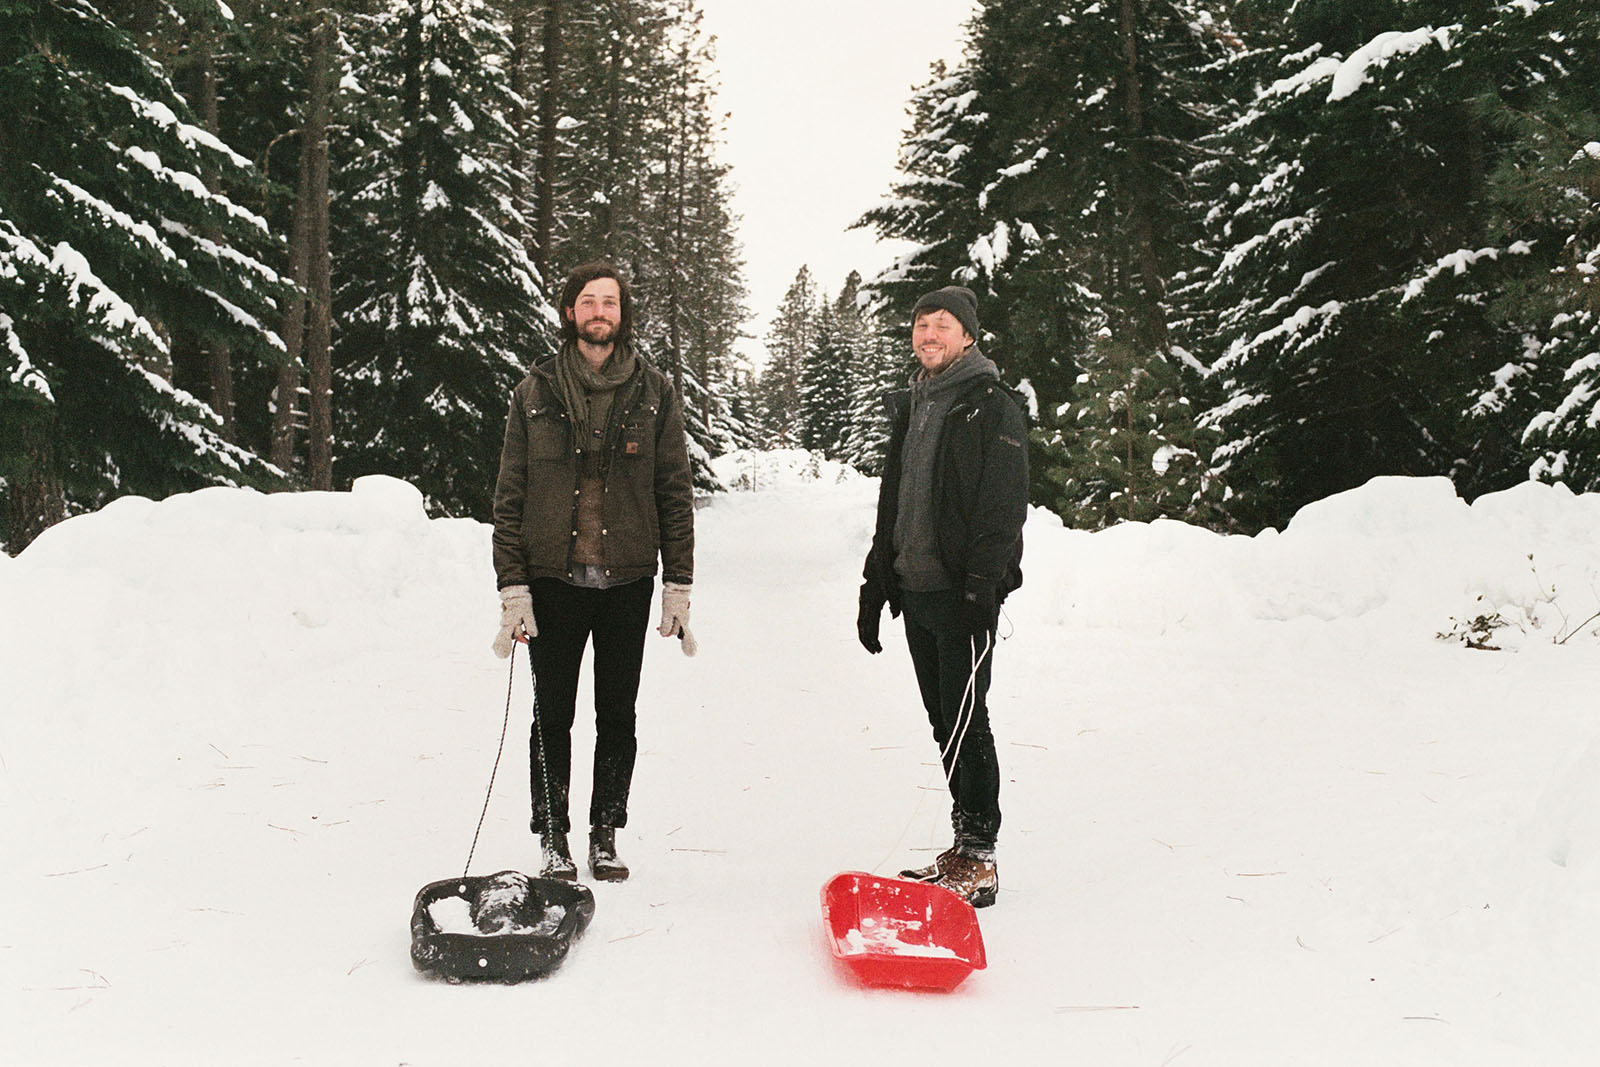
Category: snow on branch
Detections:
[
  {"x1": 1265, "y1": 27, "x2": 1455, "y2": 106},
  {"x1": 158, "y1": 220, "x2": 283, "y2": 287},
  {"x1": 48, "y1": 242, "x2": 167, "y2": 353},
  {"x1": 49, "y1": 177, "x2": 176, "y2": 262},
  {"x1": 1327, "y1": 27, "x2": 1455, "y2": 103},
  {"x1": 1399, "y1": 244, "x2": 1532, "y2": 303},
  {"x1": 203, "y1": 289, "x2": 286, "y2": 352},
  {"x1": 968, "y1": 221, "x2": 1012, "y2": 276},
  {"x1": 106, "y1": 85, "x2": 253, "y2": 170},
  {"x1": 1, "y1": 312, "x2": 53, "y2": 401},
  {"x1": 120, "y1": 145, "x2": 271, "y2": 233},
  {"x1": 1266, "y1": 56, "x2": 1341, "y2": 99}
]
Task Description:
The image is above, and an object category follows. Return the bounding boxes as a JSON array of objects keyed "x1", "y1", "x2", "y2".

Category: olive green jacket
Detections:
[{"x1": 492, "y1": 352, "x2": 694, "y2": 588}]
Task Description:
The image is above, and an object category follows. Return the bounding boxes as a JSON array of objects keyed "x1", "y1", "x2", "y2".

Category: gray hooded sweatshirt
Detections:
[{"x1": 892, "y1": 348, "x2": 1001, "y2": 592}]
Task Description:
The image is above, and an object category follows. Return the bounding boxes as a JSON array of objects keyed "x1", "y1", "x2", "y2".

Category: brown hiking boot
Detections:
[
  {"x1": 933, "y1": 852, "x2": 998, "y2": 908},
  {"x1": 588, "y1": 826, "x2": 630, "y2": 882},
  {"x1": 539, "y1": 832, "x2": 578, "y2": 881},
  {"x1": 899, "y1": 846, "x2": 960, "y2": 882}
]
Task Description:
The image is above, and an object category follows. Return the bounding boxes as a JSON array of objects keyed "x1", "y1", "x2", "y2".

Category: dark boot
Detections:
[
  {"x1": 540, "y1": 832, "x2": 577, "y2": 881},
  {"x1": 933, "y1": 851, "x2": 998, "y2": 908},
  {"x1": 588, "y1": 826, "x2": 630, "y2": 882},
  {"x1": 898, "y1": 845, "x2": 960, "y2": 882}
]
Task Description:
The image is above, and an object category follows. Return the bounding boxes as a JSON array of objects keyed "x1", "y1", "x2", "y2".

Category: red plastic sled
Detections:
[{"x1": 821, "y1": 871, "x2": 987, "y2": 992}]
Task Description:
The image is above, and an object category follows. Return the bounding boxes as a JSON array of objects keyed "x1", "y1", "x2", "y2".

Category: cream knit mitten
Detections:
[
  {"x1": 657, "y1": 582, "x2": 696, "y2": 656},
  {"x1": 492, "y1": 584, "x2": 536, "y2": 658}
]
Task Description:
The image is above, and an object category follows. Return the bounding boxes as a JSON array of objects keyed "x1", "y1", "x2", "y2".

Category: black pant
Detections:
[
  {"x1": 526, "y1": 576, "x2": 653, "y2": 835},
  {"x1": 902, "y1": 589, "x2": 1001, "y2": 854}
]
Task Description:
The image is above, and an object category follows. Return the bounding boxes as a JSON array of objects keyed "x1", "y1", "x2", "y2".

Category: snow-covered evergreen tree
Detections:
[
  {"x1": 798, "y1": 301, "x2": 852, "y2": 458},
  {"x1": 1046, "y1": 331, "x2": 1220, "y2": 527},
  {"x1": 1463, "y1": 0, "x2": 1600, "y2": 492},
  {"x1": 0, "y1": 0, "x2": 289, "y2": 553},
  {"x1": 332, "y1": 0, "x2": 557, "y2": 520},
  {"x1": 1195, "y1": 14, "x2": 1494, "y2": 529},
  {"x1": 757, "y1": 266, "x2": 820, "y2": 448},
  {"x1": 862, "y1": 0, "x2": 1232, "y2": 526},
  {"x1": 842, "y1": 316, "x2": 913, "y2": 477},
  {"x1": 1197, "y1": 1, "x2": 1599, "y2": 527}
]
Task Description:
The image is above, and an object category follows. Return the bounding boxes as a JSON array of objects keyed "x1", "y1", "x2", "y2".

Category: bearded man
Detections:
[{"x1": 491, "y1": 261, "x2": 695, "y2": 883}]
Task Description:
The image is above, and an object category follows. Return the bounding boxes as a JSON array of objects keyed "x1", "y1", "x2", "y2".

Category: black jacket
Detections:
[{"x1": 863, "y1": 371, "x2": 1028, "y2": 615}]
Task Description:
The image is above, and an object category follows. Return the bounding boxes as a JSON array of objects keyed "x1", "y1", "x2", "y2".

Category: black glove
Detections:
[
  {"x1": 857, "y1": 582, "x2": 886, "y2": 654},
  {"x1": 960, "y1": 578, "x2": 998, "y2": 637}
]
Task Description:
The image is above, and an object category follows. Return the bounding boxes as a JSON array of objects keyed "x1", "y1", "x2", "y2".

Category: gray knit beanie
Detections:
[{"x1": 912, "y1": 285, "x2": 980, "y2": 342}]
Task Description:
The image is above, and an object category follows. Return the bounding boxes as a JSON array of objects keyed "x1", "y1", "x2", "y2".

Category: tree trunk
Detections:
[
  {"x1": 305, "y1": 9, "x2": 334, "y2": 490},
  {"x1": 535, "y1": 0, "x2": 563, "y2": 282},
  {"x1": 4, "y1": 428, "x2": 68, "y2": 555},
  {"x1": 1116, "y1": 0, "x2": 1169, "y2": 355},
  {"x1": 507, "y1": 2, "x2": 535, "y2": 253},
  {"x1": 602, "y1": 4, "x2": 623, "y2": 259},
  {"x1": 272, "y1": 125, "x2": 314, "y2": 472},
  {"x1": 195, "y1": 29, "x2": 236, "y2": 440},
  {"x1": 665, "y1": 51, "x2": 688, "y2": 392}
]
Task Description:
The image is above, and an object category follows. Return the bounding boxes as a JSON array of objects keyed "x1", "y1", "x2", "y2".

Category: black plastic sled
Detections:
[{"x1": 410, "y1": 870, "x2": 596, "y2": 983}]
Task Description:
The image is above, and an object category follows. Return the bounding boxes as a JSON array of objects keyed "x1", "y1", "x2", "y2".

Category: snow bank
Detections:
[
  {"x1": 7, "y1": 470, "x2": 1597, "y2": 651},
  {"x1": 1016, "y1": 476, "x2": 1600, "y2": 644},
  {"x1": 5, "y1": 475, "x2": 490, "y2": 642}
]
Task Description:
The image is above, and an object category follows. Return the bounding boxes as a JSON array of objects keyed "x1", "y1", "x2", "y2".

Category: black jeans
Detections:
[
  {"x1": 902, "y1": 589, "x2": 1001, "y2": 855},
  {"x1": 526, "y1": 576, "x2": 653, "y2": 835}
]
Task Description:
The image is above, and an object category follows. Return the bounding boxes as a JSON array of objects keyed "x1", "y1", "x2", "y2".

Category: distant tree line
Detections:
[
  {"x1": 746, "y1": 266, "x2": 906, "y2": 476},
  {"x1": 1, "y1": 0, "x2": 749, "y2": 553}
]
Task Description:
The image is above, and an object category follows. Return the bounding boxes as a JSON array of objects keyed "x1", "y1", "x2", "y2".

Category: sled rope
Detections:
[
  {"x1": 528, "y1": 641, "x2": 559, "y2": 845},
  {"x1": 939, "y1": 630, "x2": 994, "y2": 783},
  {"x1": 463, "y1": 640, "x2": 519, "y2": 878},
  {"x1": 873, "y1": 628, "x2": 996, "y2": 875}
]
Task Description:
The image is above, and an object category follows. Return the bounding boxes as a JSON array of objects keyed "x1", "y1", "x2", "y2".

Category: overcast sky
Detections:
[{"x1": 693, "y1": 0, "x2": 977, "y2": 366}]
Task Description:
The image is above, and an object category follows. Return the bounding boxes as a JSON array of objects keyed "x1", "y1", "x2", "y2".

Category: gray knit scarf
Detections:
[{"x1": 554, "y1": 340, "x2": 639, "y2": 461}]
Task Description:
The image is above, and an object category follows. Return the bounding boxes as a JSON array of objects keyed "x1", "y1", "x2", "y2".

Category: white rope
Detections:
[
  {"x1": 874, "y1": 624, "x2": 996, "y2": 876},
  {"x1": 940, "y1": 629, "x2": 993, "y2": 780}
]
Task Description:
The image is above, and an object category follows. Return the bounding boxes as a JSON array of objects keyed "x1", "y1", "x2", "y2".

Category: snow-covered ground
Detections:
[{"x1": 5, "y1": 454, "x2": 1600, "y2": 1065}]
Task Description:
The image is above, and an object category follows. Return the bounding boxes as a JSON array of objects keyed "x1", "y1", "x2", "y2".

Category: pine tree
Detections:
[
  {"x1": 758, "y1": 266, "x2": 820, "y2": 449},
  {"x1": 635, "y1": 1, "x2": 747, "y2": 490},
  {"x1": 1464, "y1": 0, "x2": 1600, "y2": 491},
  {"x1": 861, "y1": 0, "x2": 1233, "y2": 526},
  {"x1": 1194, "y1": 10, "x2": 1504, "y2": 529},
  {"x1": 798, "y1": 299, "x2": 852, "y2": 457},
  {"x1": 1190, "y1": 1, "x2": 1600, "y2": 527},
  {"x1": 0, "y1": 0, "x2": 290, "y2": 553},
  {"x1": 332, "y1": 0, "x2": 557, "y2": 519},
  {"x1": 843, "y1": 310, "x2": 914, "y2": 477},
  {"x1": 1046, "y1": 331, "x2": 1219, "y2": 527}
]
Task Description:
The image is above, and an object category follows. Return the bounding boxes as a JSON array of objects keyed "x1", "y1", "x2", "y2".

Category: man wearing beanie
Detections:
[
  {"x1": 491, "y1": 261, "x2": 696, "y2": 884},
  {"x1": 857, "y1": 284, "x2": 1028, "y2": 907}
]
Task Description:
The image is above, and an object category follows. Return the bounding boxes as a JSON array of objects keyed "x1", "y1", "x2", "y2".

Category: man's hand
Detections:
[
  {"x1": 658, "y1": 582, "x2": 696, "y2": 656},
  {"x1": 857, "y1": 582, "x2": 886, "y2": 654},
  {"x1": 960, "y1": 577, "x2": 998, "y2": 637},
  {"x1": 492, "y1": 584, "x2": 536, "y2": 658}
]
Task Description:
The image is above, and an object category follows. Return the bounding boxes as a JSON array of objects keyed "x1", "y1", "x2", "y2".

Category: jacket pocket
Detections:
[
  {"x1": 525, "y1": 405, "x2": 569, "y2": 461},
  {"x1": 616, "y1": 403, "x2": 658, "y2": 461}
]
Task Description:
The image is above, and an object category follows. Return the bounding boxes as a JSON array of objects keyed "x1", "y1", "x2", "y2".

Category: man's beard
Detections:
[{"x1": 580, "y1": 320, "x2": 617, "y2": 344}]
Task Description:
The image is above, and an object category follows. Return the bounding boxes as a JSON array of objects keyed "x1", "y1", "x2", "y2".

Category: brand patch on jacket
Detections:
[{"x1": 625, "y1": 441, "x2": 640, "y2": 454}]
